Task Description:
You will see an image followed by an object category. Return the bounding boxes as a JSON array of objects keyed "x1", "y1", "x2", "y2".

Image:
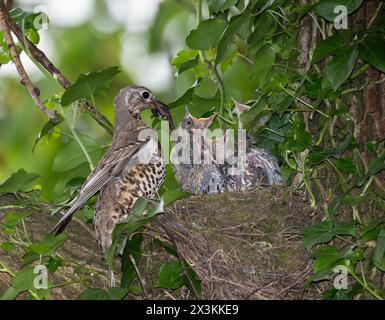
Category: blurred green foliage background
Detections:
[
  {"x1": 0, "y1": 0, "x2": 255, "y2": 202},
  {"x1": 0, "y1": 0, "x2": 191, "y2": 200}
]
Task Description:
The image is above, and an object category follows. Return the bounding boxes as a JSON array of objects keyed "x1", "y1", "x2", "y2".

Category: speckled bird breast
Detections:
[{"x1": 117, "y1": 140, "x2": 165, "y2": 206}]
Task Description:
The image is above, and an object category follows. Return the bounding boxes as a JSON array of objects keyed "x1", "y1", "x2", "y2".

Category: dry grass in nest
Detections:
[{"x1": 138, "y1": 188, "x2": 323, "y2": 300}]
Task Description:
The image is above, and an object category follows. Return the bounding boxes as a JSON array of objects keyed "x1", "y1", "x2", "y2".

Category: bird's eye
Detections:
[
  {"x1": 185, "y1": 120, "x2": 192, "y2": 126},
  {"x1": 141, "y1": 91, "x2": 150, "y2": 99}
]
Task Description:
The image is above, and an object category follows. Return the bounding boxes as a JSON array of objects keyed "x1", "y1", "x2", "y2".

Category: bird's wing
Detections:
[{"x1": 51, "y1": 141, "x2": 146, "y2": 235}]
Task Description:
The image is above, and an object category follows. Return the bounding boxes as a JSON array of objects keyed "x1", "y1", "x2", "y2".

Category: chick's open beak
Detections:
[{"x1": 151, "y1": 100, "x2": 175, "y2": 130}]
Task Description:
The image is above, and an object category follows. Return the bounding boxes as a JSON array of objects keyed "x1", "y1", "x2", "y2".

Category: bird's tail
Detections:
[{"x1": 50, "y1": 203, "x2": 81, "y2": 235}]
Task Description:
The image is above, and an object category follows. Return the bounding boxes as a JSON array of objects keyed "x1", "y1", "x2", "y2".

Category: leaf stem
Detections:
[{"x1": 196, "y1": 0, "x2": 226, "y2": 120}]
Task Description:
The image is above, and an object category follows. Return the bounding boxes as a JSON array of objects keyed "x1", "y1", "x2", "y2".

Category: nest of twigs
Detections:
[{"x1": 140, "y1": 188, "x2": 319, "y2": 300}]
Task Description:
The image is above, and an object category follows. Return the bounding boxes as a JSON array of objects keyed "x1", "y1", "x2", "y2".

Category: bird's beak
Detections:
[{"x1": 151, "y1": 100, "x2": 175, "y2": 131}]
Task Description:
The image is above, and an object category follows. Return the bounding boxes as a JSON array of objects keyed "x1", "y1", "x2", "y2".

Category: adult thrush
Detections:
[{"x1": 51, "y1": 86, "x2": 174, "y2": 254}]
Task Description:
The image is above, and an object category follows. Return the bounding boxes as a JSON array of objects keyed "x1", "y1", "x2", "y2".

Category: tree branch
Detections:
[
  {"x1": 0, "y1": 0, "x2": 59, "y2": 123},
  {"x1": 2, "y1": 2, "x2": 114, "y2": 135}
]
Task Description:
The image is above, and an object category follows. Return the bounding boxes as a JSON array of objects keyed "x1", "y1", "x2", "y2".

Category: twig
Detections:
[
  {"x1": 196, "y1": 0, "x2": 225, "y2": 120},
  {"x1": 367, "y1": 2, "x2": 383, "y2": 29},
  {"x1": 129, "y1": 254, "x2": 147, "y2": 295},
  {"x1": 157, "y1": 221, "x2": 200, "y2": 298},
  {"x1": 5, "y1": 9, "x2": 114, "y2": 135},
  {"x1": 276, "y1": 263, "x2": 312, "y2": 296},
  {"x1": 0, "y1": 1, "x2": 58, "y2": 123}
]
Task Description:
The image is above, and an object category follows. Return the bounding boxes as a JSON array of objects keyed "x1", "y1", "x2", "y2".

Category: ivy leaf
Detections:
[
  {"x1": 186, "y1": 19, "x2": 227, "y2": 50},
  {"x1": 368, "y1": 154, "x2": 385, "y2": 176},
  {"x1": 284, "y1": 120, "x2": 312, "y2": 152},
  {"x1": 0, "y1": 268, "x2": 36, "y2": 300},
  {"x1": 61, "y1": 66, "x2": 120, "y2": 106},
  {"x1": 359, "y1": 34, "x2": 385, "y2": 73},
  {"x1": 301, "y1": 221, "x2": 335, "y2": 251},
  {"x1": 26, "y1": 234, "x2": 68, "y2": 257},
  {"x1": 334, "y1": 220, "x2": 356, "y2": 237},
  {"x1": 312, "y1": 34, "x2": 344, "y2": 64},
  {"x1": 77, "y1": 288, "x2": 129, "y2": 300},
  {"x1": 156, "y1": 260, "x2": 187, "y2": 290},
  {"x1": 311, "y1": 246, "x2": 343, "y2": 281},
  {"x1": 372, "y1": 228, "x2": 385, "y2": 272},
  {"x1": 333, "y1": 157, "x2": 356, "y2": 174},
  {"x1": 0, "y1": 169, "x2": 41, "y2": 194},
  {"x1": 361, "y1": 221, "x2": 384, "y2": 243},
  {"x1": 104, "y1": 198, "x2": 164, "y2": 266},
  {"x1": 216, "y1": 13, "x2": 251, "y2": 64},
  {"x1": 315, "y1": 0, "x2": 363, "y2": 22},
  {"x1": 3, "y1": 211, "x2": 32, "y2": 228},
  {"x1": 325, "y1": 45, "x2": 357, "y2": 91},
  {"x1": 250, "y1": 44, "x2": 275, "y2": 88}
]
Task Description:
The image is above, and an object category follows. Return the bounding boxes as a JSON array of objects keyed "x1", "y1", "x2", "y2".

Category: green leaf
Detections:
[
  {"x1": 301, "y1": 221, "x2": 335, "y2": 251},
  {"x1": 171, "y1": 50, "x2": 196, "y2": 65},
  {"x1": 26, "y1": 234, "x2": 68, "y2": 256},
  {"x1": 361, "y1": 221, "x2": 384, "y2": 243},
  {"x1": 208, "y1": 0, "x2": 226, "y2": 13},
  {"x1": 156, "y1": 260, "x2": 187, "y2": 290},
  {"x1": 312, "y1": 34, "x2": 344, "y2": 64},
  {"x1": 0, "y1": 32, "x2": 11, "y2": 64},
  {"x1": 327, "y1": 197, "x2": 342, "y2": 216},
  {"x1": 332, "y1": 134, "x2": 355, "y2": 158},
  {"x1": 333, "y1": 157, "x2": 356, "y2": 174},
  {"x1": 315, "y1": 0, "x2": 363, "y2": 22},
  {"x1": 0, "y1": 242, "x2": 15, "y2": 253},
  {"x1": 273, "y1": 96, "x2": 294, "y2": 117},
  {"x1": 162, "y1": 188, "x2": 190, "y2": 206},
  {"x1": 53, "y1": 136, "x2": 107, "y2": 173},
  {"x1": 248, "y1": 13, "x2": 276, "y2": 47},
  {"x1": 46, "y1": 257, "x2": 64, "y2": 273},
  {"x1": 359, "y1": 34, "x2": 385, "y2": 73},
  {"x1": 60, "y1": 66, "x2": 120, "y2": 106},
  {"x1": 216, "y1": 13, "x2": 251, "y2": 64},
  {"x1": 284, "y1": 120, "x2": 312, "y2": 152},
  {"x1": 178, "y1": 55, "x2": 199, "y2": 75},
  {"x1": 3, "y1": 211, "x2": 32, "y2": 228},
  {"x1": 186, "y1": 19, "x2": 227, "y2": 50},
  {"x1": 334, "y1": 220, "x2": 356, "y2": 237},
  {"x1": 311, "y1": 246, "x2": 343, "y2": 281},
  {"x1": 368, "y1": 154, "x2": 385, "y2": 176},
  {"x1": 104, "y1": 198, "x2": 164, "y2": 266},
  {"x1": 0, "y1": 169, "x2": 41, "y2": 194},
  {"x1": 325, "y1": 45, "x2": 357, "y2": 91},
  {"x1": 9, "y1": 8, "x2": 42, "y2": 27},
  {"x1": 0, "y1": 287, "x2": 19, "y2": 300},
  {"x1": 250, "y1": 43, "x2": 275, "y2": 87},
  {"x1": 0, "y1": 267, "x2": 36, "y2": 300},
  {"x1": 372, "y1": 228, "x2": 385, "y2": 272},
  {"x1": 121, "y1": 233, "x2": 144, "y2": 288},
  {"x1": 24, "y1": 28, "x2": 40, "y2": 44},
  {"x1": 77, "y1": 288, "x2": 129, "y2": 300},
  {"x1": 32, "y1": 115, "x2": 64, "y2": 152},
  {"x1": 308, "y1": 146, "x2": 330, "y2": 167},
  {"x1": 208, "y1": 0, "x2": 237, "y2": 13}
]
